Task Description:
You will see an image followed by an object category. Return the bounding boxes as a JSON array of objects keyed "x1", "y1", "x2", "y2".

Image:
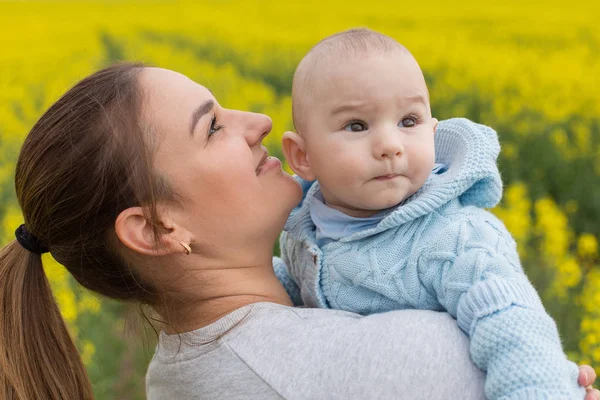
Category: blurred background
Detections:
[{"x1": 1, "y1": 0, "x2": 599, "y2": 398}]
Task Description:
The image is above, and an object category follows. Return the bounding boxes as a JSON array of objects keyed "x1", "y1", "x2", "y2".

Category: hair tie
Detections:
[{"x1": 15, "y1": 224, "x2": 49, "y2": 255}]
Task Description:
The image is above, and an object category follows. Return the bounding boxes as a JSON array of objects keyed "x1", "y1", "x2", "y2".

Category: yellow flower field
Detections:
[{"x1": 1, "y1": 1, "x2": 598, "y2": 397}]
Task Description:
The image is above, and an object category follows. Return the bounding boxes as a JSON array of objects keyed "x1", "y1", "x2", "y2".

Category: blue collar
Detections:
[{"x1": 309, "y1": 164, "x2": 447, "y2": 246}]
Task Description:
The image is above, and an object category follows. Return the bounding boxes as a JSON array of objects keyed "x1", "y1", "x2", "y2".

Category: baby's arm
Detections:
[{"x1": 421, "y1": 214, "x2": 584, "y2": 399}]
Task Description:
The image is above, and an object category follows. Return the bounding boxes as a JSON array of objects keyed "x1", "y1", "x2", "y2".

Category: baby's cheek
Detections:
[
  {"x1": 328, "y1": 155, "x2": 362, "y2": 180},
  {"x1": 415, "y1": 145, "x2": 436, "y2": 173},
  {"x1": 328, "y1": 168, "x2": 365, "y2": 201},
  {"x1": 415, "y1": 166, "x2": 433, "y2": 188},
  {"x1": 329, "y1": 170, "x2": 360, "y2": 195}
]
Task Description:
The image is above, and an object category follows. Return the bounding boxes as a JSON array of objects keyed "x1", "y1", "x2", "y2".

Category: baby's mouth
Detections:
[{"x1": 373, "y1": 173, "x2": 402, "y2": 181}]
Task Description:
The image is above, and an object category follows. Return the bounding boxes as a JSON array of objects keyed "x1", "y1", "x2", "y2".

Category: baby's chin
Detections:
[
  {"x1": 350, "y1": 195, "x2": 409, "y2": 216},
  {"x1": 325, "y1": 188, "x2": 416, "y2": 217}
]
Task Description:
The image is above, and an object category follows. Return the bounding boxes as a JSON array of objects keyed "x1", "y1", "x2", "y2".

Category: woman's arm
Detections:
[{"x1": 225, "y1": 305, "x2": 486, "y2": 399}]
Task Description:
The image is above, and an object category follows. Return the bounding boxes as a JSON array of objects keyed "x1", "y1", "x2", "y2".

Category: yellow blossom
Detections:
[
  {"x1": 578, "y1": 234, "x2": 599, "y2": 259},
  {"x1": 0, "y1": 0, "x2": 599, "y2": 389},
  {"x1": 81, "y1": 340, "x2": 96, "y2": 366},
  {"x1": 79, "y1": 293, "x2": 102, "y2": 314}
]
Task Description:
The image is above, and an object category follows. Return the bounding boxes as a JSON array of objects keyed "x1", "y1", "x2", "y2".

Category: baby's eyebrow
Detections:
[
  {"x1": 330, "y1": 102, "x2": 372, "y2": 116},
  {"x1": 399, "y1": 94, "x2": 429, "y2": 105},
  {"x1": 330, "y1": 94, "x2": 429, "y2": 117}
]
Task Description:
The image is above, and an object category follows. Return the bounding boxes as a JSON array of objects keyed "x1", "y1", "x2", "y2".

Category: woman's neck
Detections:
[{"x1": 160, "y1": 261, "x2": 293, "y2": 334}]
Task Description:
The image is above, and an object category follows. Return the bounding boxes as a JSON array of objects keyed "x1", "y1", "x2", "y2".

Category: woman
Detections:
[{"x1": 0, "y1": 63, "x2": 597, "y2": 400}]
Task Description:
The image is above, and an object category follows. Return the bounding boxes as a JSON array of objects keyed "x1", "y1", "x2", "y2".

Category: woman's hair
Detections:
[{"x1": 0, "y1": 62, "x2": 173, "y2": 399}]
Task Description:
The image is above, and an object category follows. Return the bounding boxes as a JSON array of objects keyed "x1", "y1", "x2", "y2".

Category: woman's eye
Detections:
[
  {"x1": 399, "y1": 116, "x2": 418, "y2": 128},
  {"x1": 209, "y1": 114, "x2": 222, "y2": 136},
  {"x1": 344, "y1": 121, "x2": 367, "y2": 132}
]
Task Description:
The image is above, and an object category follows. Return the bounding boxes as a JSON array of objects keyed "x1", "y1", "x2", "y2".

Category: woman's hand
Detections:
[{"x1": 579, "y1": 365, "x2": 600, "y2": 400}]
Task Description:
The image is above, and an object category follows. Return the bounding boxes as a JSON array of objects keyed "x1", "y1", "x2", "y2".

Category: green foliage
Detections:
[{"x1": 1, "y1": 1, "x2": 599, "y2": 397}]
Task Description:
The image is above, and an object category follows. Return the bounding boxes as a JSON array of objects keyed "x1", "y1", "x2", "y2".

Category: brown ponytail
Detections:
[
  {"x1": 0, "y1": 62, "x2": 174, "y2": 399},
  {"x1": 0, "y1": 241, "x2": 93, "y2": 399}
]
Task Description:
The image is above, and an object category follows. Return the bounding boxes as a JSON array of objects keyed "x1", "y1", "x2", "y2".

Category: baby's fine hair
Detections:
[
  {"x1": 310, "y1": 28, "x2": 406, "y2": 56},
  {"x1": 292, "y1": 28, "x2": 408, "y2": 133}
]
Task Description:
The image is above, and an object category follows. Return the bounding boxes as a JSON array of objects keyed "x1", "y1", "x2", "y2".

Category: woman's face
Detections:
[{"x1": 140, "y1": 68, "x2": 301, "y2": 259}]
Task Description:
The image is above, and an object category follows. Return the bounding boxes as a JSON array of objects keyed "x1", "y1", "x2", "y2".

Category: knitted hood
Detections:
[{"x1": 284, "y1": 118, "x2": 502, "y2": 242}]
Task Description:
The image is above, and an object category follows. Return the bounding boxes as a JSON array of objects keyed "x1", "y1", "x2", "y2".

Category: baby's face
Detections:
[{"x1": 300, "y1": 52, "x2": 436, "y2": 217}]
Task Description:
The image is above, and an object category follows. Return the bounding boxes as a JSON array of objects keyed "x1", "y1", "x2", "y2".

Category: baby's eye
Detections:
[
  {"x1": 398, "y1": 116, "x2": 418, "y2": 128},
  {"x1": 343, "y1": 121, "x2": 368, "y2": 132}
]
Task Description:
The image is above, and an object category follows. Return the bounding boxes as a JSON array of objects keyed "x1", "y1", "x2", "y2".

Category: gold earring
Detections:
[{"x1": 179, "y1": 242, "x2": 191, "y2": 255}]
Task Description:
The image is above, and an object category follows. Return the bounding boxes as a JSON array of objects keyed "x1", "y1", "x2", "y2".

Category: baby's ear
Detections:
[
  {"x1": 282, "y1": 131, "x2": 316, "y2": 181},
  {"x1": 432, "y1": 118, "x2": 439, "y2": 134}
]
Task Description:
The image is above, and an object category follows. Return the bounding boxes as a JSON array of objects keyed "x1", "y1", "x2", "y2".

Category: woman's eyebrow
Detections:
[{"x1": 189, "y1": 100, "x2": 214, "y2": 136}]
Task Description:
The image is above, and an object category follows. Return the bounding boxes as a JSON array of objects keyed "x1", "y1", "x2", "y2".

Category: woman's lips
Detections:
[{"x1": 257, "y1": 157, "x2": 281, "y2": 175}]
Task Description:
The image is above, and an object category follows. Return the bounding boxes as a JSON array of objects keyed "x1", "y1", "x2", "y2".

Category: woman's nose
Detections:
[{"x1": 243, "y1": 112, "x2": 273, "y2": 145}]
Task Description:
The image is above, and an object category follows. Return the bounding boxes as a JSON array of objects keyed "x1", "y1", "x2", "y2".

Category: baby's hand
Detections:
[{"x1": 579, "y1": 365, "x2": 600, "y2": 400}]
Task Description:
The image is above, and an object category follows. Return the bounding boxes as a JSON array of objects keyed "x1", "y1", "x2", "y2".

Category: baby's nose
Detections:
[
  {"x1": 375, "y1": 132, "x2": 405, "y2": 159},
  {"x1": 381, "y1": 146, "x2": 404, "y2": 158}
]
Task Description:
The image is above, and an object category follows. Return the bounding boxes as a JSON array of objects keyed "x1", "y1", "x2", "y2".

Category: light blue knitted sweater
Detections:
[{"x1": 276, "y1": 118, "x2": 583, "y2": 400}]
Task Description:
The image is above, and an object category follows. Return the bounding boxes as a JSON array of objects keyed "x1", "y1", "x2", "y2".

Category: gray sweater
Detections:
[{"x1": 146, "y1": 302, "x2": 485, "y2": 399}]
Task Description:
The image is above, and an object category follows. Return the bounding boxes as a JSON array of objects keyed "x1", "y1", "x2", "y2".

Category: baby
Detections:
[{"x1": 276, "y1": 28, "x2": 583, "y2": 399}]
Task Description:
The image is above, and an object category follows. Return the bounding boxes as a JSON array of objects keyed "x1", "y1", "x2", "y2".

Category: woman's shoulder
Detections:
[
  {"x1": 259, "y1": 303, "x2": 471, "y2": 346},
  {"x1": 149, "y1": 303, "x2": 485, "y2": 400},
  {"x1": 153, "y1": 302, "x2": 475, "y2": 359},
  {"x1": 195, "y1": 302, "x2": 472, "y2": 346},
  {"x1": 233, "y1": 303, "x2": 485, "y2": 399}
]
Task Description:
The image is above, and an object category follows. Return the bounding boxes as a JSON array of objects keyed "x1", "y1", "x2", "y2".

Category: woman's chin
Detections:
[{"x1": 281, "y1": 172, "x2": 304, "y2": 204}]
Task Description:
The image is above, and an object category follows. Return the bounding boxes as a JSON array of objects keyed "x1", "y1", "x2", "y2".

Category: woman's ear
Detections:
[
  {"x1": 115, "y1": 207, "x2": 190, "y2": 256},
  {"x1": 282, "y1": 131, "x2": 316, "y2": 181}
]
